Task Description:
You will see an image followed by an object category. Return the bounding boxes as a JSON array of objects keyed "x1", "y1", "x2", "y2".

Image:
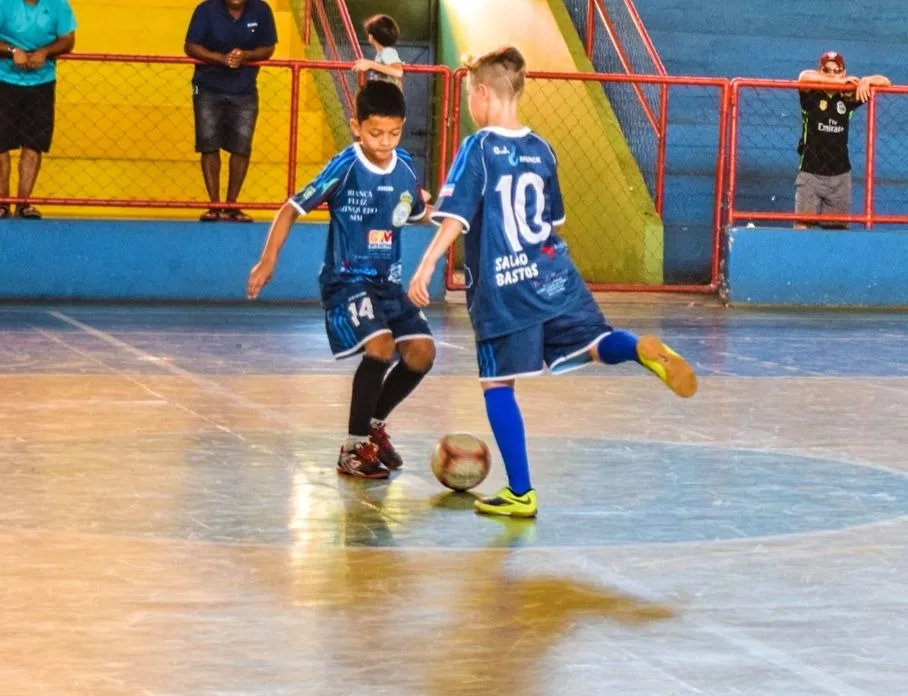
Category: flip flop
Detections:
[
  {"x1": 199, "y1": 208, "x2": 223, "y2": 222},
  {"x1": 16, "y1": 204, "x2": 42, "y2": 219},
  {"x1": 223, "y1": 208, "x2": 253, "y2": 223}
]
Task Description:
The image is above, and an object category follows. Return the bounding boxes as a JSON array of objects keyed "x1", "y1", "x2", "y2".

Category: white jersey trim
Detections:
[
  {"x1": 354, "y1": 143, "x2": 398, "y2": 175},
  {"x1": 430, "y1": 210, "x2": 471, "y2": 233},
  {"x1": 480, "y1": 126, "x2": 532, "y2": 138},
  {"x1": 332, "y1": 329, "x2": 393, "y2": 359}
]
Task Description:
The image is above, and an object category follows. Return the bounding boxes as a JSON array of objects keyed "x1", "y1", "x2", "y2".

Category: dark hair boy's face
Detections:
[{"x1": 351, "y1": 115, "x2": 405, "y2": 167}]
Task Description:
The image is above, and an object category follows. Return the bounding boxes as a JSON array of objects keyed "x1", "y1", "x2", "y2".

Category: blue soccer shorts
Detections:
[
  {"x1": 475, "y1": 294, "x2": 612, "y2": 380},
  {"x1": 323, "y1": 281, "x2": 433, "y2": 359}
]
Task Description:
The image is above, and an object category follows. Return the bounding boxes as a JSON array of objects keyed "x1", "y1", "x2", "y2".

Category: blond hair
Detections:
[{"x1": 464, "y1": 46, "x2": 527, "y2": 99}]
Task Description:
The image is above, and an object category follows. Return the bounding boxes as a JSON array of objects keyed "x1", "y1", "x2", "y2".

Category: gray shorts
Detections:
[
  {"x1": 794, "y1": 171, "x2": 852, "y2": 229},
  {"x1": 192, "y1": 89, "x2": 258, "y2": 157}
]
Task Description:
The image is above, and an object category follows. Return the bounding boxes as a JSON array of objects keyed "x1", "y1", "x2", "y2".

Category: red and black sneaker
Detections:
[
  {"x1": 336, "y1": 441, "x2": 389, "y2": 479},
  {"x1": 369, "y1": 421, "x2": 404, "y2": 470}
]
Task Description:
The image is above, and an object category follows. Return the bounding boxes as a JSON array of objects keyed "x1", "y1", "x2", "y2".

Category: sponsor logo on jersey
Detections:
[
  {"x1": 392, "y1": 191, "x2": 414, "y2": 227},
  {"x1": 368, "y1": 229, "x2": 394, "y2": 250},
  {"x1": 492, "y1": 145, "x2": 519, "y2": 166}
]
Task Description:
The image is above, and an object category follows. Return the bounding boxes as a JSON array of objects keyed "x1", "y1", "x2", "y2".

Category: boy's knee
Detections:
[
  {"x1": 364, "y1": 332, "x2": 396, "y2": 361},
  {"x1": 400, "y1": 339, "x2": 436, "y2": 372}
]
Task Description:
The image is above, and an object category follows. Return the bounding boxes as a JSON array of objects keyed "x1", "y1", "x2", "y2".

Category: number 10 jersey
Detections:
[{"x1": 432, "y1": 127, "x2": 591, "y2": 341}]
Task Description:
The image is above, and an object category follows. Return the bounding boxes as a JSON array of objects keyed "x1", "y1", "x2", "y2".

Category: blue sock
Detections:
[
  {"x1": 597, "y1": 330, "x2": 641, "y2": 365},
  {"x1": 483, "y1": 386, "x2": 532, "y2": 495}
]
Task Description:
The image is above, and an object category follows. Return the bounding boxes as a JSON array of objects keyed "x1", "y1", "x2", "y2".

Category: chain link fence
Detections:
[
  {"x1": 729, "y1": 81, "x2": 869, "y2": 227},
  {"x1": 867, "y1": 88, "x2": 908, "y2": 221},
  {"x1": 448, "y1": 71, "x2": 725, "y2": 289},
  {"x1": 562, "y1": 0, "x2": 665, "y2": 203},
  {"x1": 0, "y1": 56, "x2": 449, "y2": 219}
]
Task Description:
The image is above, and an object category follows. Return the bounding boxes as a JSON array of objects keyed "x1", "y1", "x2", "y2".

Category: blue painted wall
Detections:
[
  {"x1": 724, "y1": 226, "x2": 908, "y2": 306},
  {"x1": 631, "y1": 0, "x2": 908, "y2": 238},
  {"x1": 0, "y1": 220, "x2": 446, "y2": 302},
  {"x1": 561, "y1": 0, "x2": 908, "y2": 285}
]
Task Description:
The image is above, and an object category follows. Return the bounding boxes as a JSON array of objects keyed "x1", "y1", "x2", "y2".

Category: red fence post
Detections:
[
  {"x1": 303, "y1": 0, "x2": 312, "y2": 45},
  {"x1": 655, "y1": 84, "x2": 668, "y2": 215},
  {"x1": 445, "y1": 69, "x2": 468, "y2": 292},
  {"x1": 712, "y1": 81, "x2": 731, "y2": 289},
  {"x1": 438, "y1": 67, "x2": 452, "y2": 184},
  {"x1": 865, "y1": 88, "x2": 877, "y2": 229},
  {"x1": 726, "y1": 80, "x2": 741, "y2": 227},
  {"x1": 585, "y1": 0, "x2": 595, "y2": 60},
  {"x1": 287, "y1": 65, "x2": 301, "y2": 199}
]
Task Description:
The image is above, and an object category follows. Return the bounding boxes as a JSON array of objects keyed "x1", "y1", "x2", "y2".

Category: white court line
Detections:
[
  {"x1": 574, "y1": 560, "x2": 874, "y2": 696},
  {"x1": 36, "y1": 311, "x2": 887, "y2": 695},
  {"x1": 33, "y1": 327, "x2": 248, "y2": 442},
  {"x1": 435, "y1": 340, "x2": 465, "y2": 350},
  {"x1": 47, "y1": 310, "x2": 304, "y2": 431}
]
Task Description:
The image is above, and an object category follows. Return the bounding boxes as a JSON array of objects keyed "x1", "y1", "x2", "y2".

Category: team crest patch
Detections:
[
  {"x1": 836, "y1": 101, "x2": 847, "y2": 115},
  {"x1": 819, "y1": 99, "x2": 828, "y2": 111},
  {"x1": 392, "y1": 191, "x2": 413, "y2": 227}
]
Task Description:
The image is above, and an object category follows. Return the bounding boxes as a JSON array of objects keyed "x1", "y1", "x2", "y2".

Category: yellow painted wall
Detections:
[
  {"x1": 34, "y1": 0, "x2": 334, "y2": 220},
  {"x1": 438, "y1": 0, "x2": 663, "y2": 283}
]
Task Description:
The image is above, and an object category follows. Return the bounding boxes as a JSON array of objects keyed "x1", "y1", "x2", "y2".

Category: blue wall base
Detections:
[
  {"x1": 724, "y1": 226, "x2": 908, "y2": 307},
  {"x1": 0, "y1": 220, "x2": 446, "y2": 302}
]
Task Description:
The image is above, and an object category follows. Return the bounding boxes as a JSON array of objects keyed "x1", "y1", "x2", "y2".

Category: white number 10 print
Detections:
[{"x1": 495, "y1": 173, "x2": 552, "y2": 253}]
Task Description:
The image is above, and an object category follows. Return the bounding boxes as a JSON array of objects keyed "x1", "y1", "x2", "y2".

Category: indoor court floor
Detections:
[{"x1": 1, "y1": 297, "x2": 907, "y2": 695}]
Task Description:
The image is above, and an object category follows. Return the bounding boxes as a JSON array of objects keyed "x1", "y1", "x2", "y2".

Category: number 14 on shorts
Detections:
[{"x1": 348, "y1": 296, "x2": 374, "y2": 327}]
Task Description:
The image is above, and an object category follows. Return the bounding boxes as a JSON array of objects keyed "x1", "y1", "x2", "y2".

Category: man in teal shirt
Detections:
[{"x1": 0, "y1": 0, "x2": 77, "y2": 219}]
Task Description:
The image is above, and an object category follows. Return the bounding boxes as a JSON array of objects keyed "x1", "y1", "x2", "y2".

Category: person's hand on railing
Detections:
[
  {"x1": 855, "y1": 77, "x2": 873, "y2": 103},
  {"x1": 225, "y1": 49, "x2": 246, "y2": 70},
  {"x1": 351, "y1": 58, "x2": 374, "y2": 74}
]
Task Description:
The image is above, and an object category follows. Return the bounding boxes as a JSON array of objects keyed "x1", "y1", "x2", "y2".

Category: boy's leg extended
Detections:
[
  {"x1": 324, "y1": 285, "x2": 395, "y2": 478},
  {"x1": 544, "y1": 294, "x2": 697, "y2": 397},
  {"x1": 473, "y1": 327, "x2": 544, "y2": 518},
  {"x1": 369, "y1": 287, "x2": 437, "y2": 469}
]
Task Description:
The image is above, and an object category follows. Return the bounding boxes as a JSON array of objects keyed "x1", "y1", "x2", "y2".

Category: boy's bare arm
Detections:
[
  {"x1": 353, "y1": 58, "x2": 404, "y2": 79},
  {"x1": 408, "y1": 218, "x2": 463, "y2": 306},
  {"x1": 247, "y1": 203, "x2": 300, "y2": 299}
]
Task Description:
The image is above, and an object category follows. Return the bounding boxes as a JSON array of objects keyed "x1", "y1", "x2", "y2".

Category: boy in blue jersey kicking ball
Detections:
[
  {"x1": 248, "y1": 80, "x2": 435, "y2": 479},
  {"x1": 408, "y1": 47, "x2": 697, "y2": 517}
]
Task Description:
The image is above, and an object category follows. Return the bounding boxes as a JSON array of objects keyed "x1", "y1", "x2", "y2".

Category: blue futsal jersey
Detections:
[
  {"x1": 290, "y1": 143, "x2": 426, "y2": 288},
  {"x1": 432, "y1": 127, "x2": 589, "y2": 340}
]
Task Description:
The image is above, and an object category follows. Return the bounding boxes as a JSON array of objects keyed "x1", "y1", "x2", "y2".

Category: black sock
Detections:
[
  {"x1": 373, "y1": 361, "x2": 431, "y2": 421},
  {"x1": 348, "y1": 355, "x2": 392, "y2": 437}
]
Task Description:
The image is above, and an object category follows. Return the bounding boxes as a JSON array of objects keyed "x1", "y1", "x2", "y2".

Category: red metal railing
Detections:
[
  {"x1": 0, "y1": 54, "x2": 451, "y2": 213},
  {"x1": 308, "y1": 0, "x2": 363, "y2": 116},
  {"x1": 582, "y1": 0, "x2": 669, "y2": 215},
  {"x1": 447, "y1": 69, "x2": 729, "y2": 293},
  {"x1": 727, "y1": 79, "x2": 879, "y2": 228}
]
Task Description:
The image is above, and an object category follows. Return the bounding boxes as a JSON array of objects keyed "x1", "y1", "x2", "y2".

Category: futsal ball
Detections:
[{"x1": 430, "y1": 433, "x2": 491, "y2": 491}]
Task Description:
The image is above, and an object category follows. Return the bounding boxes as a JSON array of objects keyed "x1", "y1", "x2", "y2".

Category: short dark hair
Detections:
[
  {"x1": 355, "y1": 80, "x2": 406, "y2": 122},
  {"x1": 363, "y1": 14, "x2": 400, "y2": 47}
]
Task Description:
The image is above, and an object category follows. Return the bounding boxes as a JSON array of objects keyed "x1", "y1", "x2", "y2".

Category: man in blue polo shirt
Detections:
[
  {"x1": 0, "y1": 0, "x2": 77, "y2": 219},
  {"x1": 185, "y1": 0, "x2": 277, "y2": 223}
]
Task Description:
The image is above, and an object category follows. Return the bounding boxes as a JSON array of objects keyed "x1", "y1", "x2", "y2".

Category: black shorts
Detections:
[
  {"x1": 0, "y1": 80, "x2": 56, "y2": 153},
  {"x1": 193, "y1": 88, "x2": 258, "y2": 156}
]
